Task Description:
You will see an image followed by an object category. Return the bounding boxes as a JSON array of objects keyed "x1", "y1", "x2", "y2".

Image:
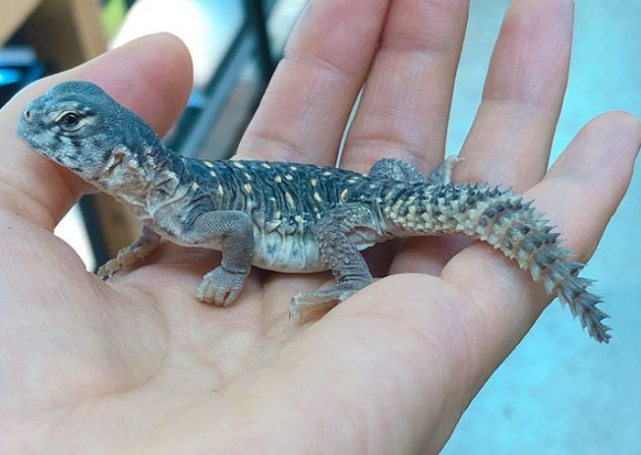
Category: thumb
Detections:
[{"x1": 0, "y1": 33, "x2": 193, "y2": 229}]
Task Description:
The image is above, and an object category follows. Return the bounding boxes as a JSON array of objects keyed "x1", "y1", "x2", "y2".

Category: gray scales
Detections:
[{"x1": 16, "y1": 81, "x2": 610, "y2": 342}]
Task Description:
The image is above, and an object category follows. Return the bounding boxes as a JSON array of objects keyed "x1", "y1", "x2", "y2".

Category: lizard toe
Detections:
[
  {"x1": 97, "y1": 259, "x2": 120, "y2": 278},
  {"x1": 197, "y1": 266, "x2": 247, "y2": 307}
]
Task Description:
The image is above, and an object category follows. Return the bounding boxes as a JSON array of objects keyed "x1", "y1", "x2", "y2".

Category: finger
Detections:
[
  {"x1": 341, "y1": 0, "x2": 469, "y2": 174},
  {"x1": 389, "y1": 0, "x2": 573, "y2": 280},
  {"x1": 438, "y1": 112, "x2": 640, "y2": 427},
  {"x1": 457, "y1": 0, "x2": 573, "y2": 190},
  {"x1": 237, "y1": 0, "x2": 391, "y2": 165},
  {"x1": 450, "y1": 112, "x2": 641, "y2": 307},
  {"x1": 0, "y1": 33, "x2": 192, "y2": 229},
  {"x1": 528, "y1": 112, "x2": 641, "y2": 260}
]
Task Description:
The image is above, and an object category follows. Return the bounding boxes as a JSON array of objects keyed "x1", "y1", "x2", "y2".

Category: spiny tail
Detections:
[{"x1": 382, "y1": 183, "x2": 611, "y2": 343}]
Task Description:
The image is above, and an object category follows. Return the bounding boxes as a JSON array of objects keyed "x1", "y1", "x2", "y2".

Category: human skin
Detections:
[{"x1": 1, "y1": 0, "x2": 640, "y2": 454}]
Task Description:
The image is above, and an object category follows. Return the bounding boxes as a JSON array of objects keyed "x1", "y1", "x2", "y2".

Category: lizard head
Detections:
[{"x1": 16, "y1": 81, "x2": 163, "y2": 186}]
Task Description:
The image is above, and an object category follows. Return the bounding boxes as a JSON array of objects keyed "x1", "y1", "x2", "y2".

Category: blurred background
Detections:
[{"x1": 1, "y1": 0, "x2": 639, "y2": 453}]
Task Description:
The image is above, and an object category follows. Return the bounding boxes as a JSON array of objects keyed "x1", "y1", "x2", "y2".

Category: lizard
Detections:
[{"x1": 16, "y1": 81, "x2": 611, "y2": 343}]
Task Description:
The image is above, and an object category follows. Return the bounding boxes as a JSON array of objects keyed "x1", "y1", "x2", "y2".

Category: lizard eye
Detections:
[{"x1": 57, "y1": 112, "x2": 84, "y2": 132}]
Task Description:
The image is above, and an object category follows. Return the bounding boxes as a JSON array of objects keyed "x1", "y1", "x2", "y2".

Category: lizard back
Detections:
[{"x1": 175, "y1": 158, "x2": 395, "y2": 272}]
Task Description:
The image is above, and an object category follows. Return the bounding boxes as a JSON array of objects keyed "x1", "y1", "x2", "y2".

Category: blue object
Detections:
[{"x1": 0, "y1": 69, "x2": 21, "y2": 86}]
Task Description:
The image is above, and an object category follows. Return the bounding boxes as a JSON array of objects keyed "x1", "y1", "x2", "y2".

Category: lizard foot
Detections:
[
  {"x1": 289, "y1": 281, "x2": 367, "y2": 322},
  {"x1": 97, "y1": 249, "x2": 139, "y2": 278},
  {"x1": 97, "y1": 228, "x2": 160, "y2": 278},
  {"x1": 197, "y1": 266, "x2": 248, "y2": 307}
]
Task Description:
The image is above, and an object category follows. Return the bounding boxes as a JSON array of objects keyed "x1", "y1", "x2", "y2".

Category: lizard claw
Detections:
[
  {"x1": 288, "y1": 293, "x2": 307, "y2": 323},
  {"x1": 97, "y1": 248, "x2": 143, "y2": 278},
  {"x1": 288, "y1": 282, "x2": 368, "y2": 323},
  {"x1": 97, "y1": 258, "x2": 121, "y2": 278},
  {"x1": 197, "y1": 266, "x2": 248, "y2": 307}
]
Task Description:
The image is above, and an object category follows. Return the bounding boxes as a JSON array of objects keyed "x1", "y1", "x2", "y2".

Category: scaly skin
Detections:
[{"x1": 16, "y1": 81, "x2": 610, "y2": 342}]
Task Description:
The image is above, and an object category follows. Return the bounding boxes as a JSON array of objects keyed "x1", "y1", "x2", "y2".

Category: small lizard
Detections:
[{"x1": 16, "y1": 81, "x2": 610, "y2": 342}]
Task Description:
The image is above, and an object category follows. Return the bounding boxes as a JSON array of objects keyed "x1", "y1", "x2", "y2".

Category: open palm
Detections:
[{"x1": 2, "y1": 0, "x2": 640, "y2": 454}]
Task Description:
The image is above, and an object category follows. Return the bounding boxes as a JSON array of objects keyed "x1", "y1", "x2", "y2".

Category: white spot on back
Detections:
[{"x1": 285, "y1": 192, "x2": 295, "y2": 207}]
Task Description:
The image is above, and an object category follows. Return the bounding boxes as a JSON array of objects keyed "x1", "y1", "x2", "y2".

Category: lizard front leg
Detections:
[
  {"x1": 290, "y1": 203, "x2": 377, "y2": 319},
  {"x1": 189, "y1": 210, "x2": 254, "y2": 307},
  {"x1": 98, "y1": 225, "x2": 161, "y2": 277}
]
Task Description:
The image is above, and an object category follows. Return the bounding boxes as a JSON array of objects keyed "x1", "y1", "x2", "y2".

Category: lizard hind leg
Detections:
[
  {"x1": 97, "y1": 225, "x2": 161, "y2": 278},
  {"x1": 368, "y1": 158, "x2": 427, "y2": 183},
  {"x1": 289, "y1": 204, "x2": 377, "y2": 320},
  {"x1": 368, "y1": 156, "x2": 460, "y2": 185},
  {"x1": 425, "y1": 156, "x2": 460, "y2": 186}
]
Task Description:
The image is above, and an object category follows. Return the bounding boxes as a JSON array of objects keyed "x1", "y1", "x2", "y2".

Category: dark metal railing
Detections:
[{"x1": 169, "y1": 0, "x2": 276, "y2": 158}]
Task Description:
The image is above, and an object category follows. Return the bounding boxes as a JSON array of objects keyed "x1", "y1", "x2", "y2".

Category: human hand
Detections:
[{"x1": 2, "y1": 0, "x2": 640, "y2": 454}]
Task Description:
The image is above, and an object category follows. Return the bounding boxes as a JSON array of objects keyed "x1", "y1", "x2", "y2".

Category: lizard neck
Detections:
[{"x1": 98, "y1": 141, "x2": 186, "y2": 220}]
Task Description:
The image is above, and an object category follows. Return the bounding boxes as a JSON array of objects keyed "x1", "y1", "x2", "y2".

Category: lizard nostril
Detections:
[{"x1": 24, "y1": 110, "x2": 31, "y2": 121}]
